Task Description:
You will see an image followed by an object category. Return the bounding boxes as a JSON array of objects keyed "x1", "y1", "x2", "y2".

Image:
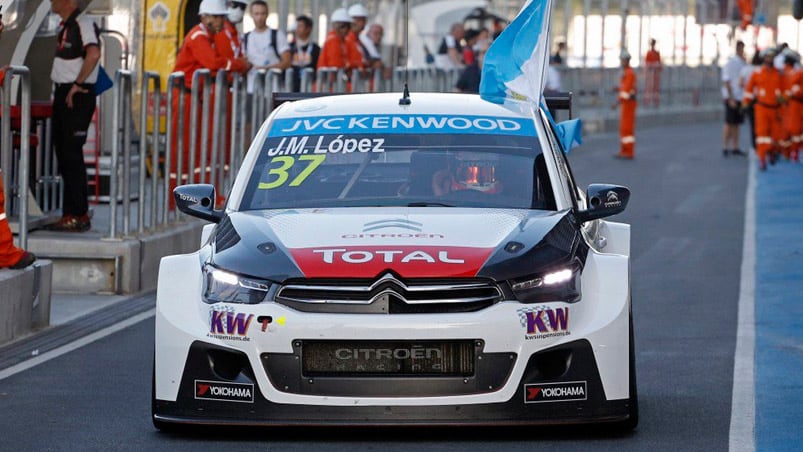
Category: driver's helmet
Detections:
[{"x1": 450, "y1": 152, "x2": 502, "y2": 194}]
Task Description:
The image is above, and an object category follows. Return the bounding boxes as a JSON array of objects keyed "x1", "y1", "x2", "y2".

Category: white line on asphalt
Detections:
[
  {"x1": 0, "y1": 309, "x2": 155, "y2": 381},
  {"x1": 729, "y1": 153, "x2": 756, "y2": 452}
]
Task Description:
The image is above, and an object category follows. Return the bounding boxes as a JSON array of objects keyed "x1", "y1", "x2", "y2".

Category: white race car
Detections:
[{"x1": 153, "y1": 92, "x2": 636, "y2": 429}]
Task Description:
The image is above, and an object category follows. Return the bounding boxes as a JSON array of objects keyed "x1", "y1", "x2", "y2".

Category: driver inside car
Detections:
[{"x1": 431, "y1": 152, "x2": 504, "y2": 196}]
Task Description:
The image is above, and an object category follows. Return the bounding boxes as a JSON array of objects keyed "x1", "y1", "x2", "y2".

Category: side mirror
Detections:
[
  {"x1": 173, "y1": 184, "x2": 223, "y2": 223},
  {"x1": 575, "y1": 184, "x2": 630, "y2": 223}
]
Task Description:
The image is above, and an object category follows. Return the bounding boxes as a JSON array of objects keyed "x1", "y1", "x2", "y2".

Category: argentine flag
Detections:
[
  {"x1": 480, "y1": 0, "x2": 582, "y2": 153},
  {"x1": 480, "y1": 0, "x2": 554, "y2": 103}
]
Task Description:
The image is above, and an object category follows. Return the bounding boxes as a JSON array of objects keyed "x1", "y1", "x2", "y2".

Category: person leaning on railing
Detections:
[
  {"x1": 169, "y1": 0, "x2": 248, "y2": 208},
  {"x1": 0, "y1": 21, "x2": 37, "y2": 268}
]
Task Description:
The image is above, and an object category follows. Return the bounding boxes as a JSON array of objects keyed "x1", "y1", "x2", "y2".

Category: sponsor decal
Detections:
[
  {"x1": 195, "y1": 380, "x2": 254, "y2": 403},
  {"x1": 341, "y1": 233, "x2": 445, "y2": 239},
  {"x1": 335, "y1": 347, "x2": 443, "y2": 361},
  {"x1": 257, "y1": 315, "x2": 286, "y2": 332},
  {"x1": 604, "y1": 191, "x2": 622, "y2": 208},
  {"x1": 177, "y1": 193, "x2": 199, "y2": 204},
  {"x1": 265, "y1": 135, "x2": 385, "y2": 156},
  {"x1": 290, "y1": 245, "x2": 493, "y2": 278},
  {"x1": 517, "y1": 306, "x2": 570, "y2": 340},
  {"x1": 147, "y1": 2, "x2": 170, "y2": 33},
  {"x1": 363, "y1": 219, "x2": 423, "y2": 233},
  {"x1": 208, "y1": 307, "x2": 254, "y2": 342},
  {"x1": 524, "y1": 381, "x2": 587, "y2": 403},
  {"x1": 268, "y1": 115, "x2": 534, "y2": 137}
]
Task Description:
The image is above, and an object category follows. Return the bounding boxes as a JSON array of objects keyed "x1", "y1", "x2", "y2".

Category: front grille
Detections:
[
  {"x1": 275, "y1": 272, "x2": 503, "y2": 314},
  {"x1": 302, "y1": 340, "x2": 475, "y2": 376},
  {"x1": 261, "y1": 339, "x2": 517, "y2": 397}
]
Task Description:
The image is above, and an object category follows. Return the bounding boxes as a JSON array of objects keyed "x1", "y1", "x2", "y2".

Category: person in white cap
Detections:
[
  {"x1": 216, "y1": 0, "x2": 247, "y2": 65},
  {"x1": 612, "y1": 49, "x2": 637, "y2": 159},
  {"x1": 346, "y1": 4, "x2": 370, "y2": 64},
  {"x1": 317, "y1": 8, "x2": 363, "y2": 80},
  {"x1": 169, "y1": 0, "x2": 248, "y2": 207},
  {"x1": 226, "y1": 0, "x2": 246, "y2": 25}
]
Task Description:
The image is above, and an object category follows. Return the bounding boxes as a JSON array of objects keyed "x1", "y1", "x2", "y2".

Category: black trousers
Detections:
[{"x1": 52, "y1": 84, "x2": 95, "y2": 217}]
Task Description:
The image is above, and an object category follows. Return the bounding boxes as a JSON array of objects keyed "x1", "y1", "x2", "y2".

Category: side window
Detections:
[
  {"x1": 539, "y1": 110, "x2": 579, "y2": 210},
  {"x1": 554, "y1": 145, "x2": 586, "y2": 211}
]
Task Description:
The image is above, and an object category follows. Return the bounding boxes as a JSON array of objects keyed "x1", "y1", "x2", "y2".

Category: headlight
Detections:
[
  {"x1": 202, "y1": 265, "x2": 273, "y2": 304},
  {"x1": 510, "y1": 265, "x2": 581, "y2": 303}
]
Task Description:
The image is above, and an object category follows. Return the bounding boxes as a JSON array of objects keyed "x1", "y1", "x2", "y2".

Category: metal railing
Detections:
[
  {"x1": 4, "y1": 63, "x2": 723, "y2": 244},
  {"x1": 108, "y1": 69, "x2": 133, "y2": 239},
  {"x1": 0, "y1": 66, "x2": 33, "y2": 248}
]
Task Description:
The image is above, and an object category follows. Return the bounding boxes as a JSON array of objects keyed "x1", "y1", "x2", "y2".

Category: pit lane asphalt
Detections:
[{"x1": 0, "y1": 120, "x2": 755, "y2": 451}]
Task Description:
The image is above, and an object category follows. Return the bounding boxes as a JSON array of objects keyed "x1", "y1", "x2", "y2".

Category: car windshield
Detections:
[{"x1": 240, "y1": 113, "x2": 553, "y2": 210}]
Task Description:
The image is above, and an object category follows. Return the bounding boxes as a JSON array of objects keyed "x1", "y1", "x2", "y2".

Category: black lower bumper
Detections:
[{"x1": 153, "y1": 339, "x2": 634, "y2": 427}]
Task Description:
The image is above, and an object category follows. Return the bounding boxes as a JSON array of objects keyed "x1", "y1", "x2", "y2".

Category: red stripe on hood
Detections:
[{"x1": 289, "y1": 246, "x2": 495, "y2": 278}]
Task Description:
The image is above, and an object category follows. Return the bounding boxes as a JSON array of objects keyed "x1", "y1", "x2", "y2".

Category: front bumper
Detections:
[
  {"x1": 154, "y1": 251, "x2": 632, "y2": 426},
  {"x1": 154, "y1": 338, "x2": 632, "y2": 426}
]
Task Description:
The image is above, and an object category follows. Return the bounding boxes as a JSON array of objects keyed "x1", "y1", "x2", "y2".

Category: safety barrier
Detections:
[
  {"x1": 3, "y1": 63, "x2": 724, "y2": 245},
  {"x1": 560, "y1": 64, "x2": 722, "y2": 111}
]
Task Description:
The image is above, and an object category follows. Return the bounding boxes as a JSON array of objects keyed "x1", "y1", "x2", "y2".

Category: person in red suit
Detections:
[
  {"x1": 317, "y1": 8, "x2": 363, "y2": 91},
  {"x1": 169, "y1": 0, "x2": 247, "y2": 206}
]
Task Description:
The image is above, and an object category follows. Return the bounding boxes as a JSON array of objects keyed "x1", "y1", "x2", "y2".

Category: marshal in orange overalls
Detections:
[
  {"x1": 0, "y1": 69, "x2": 35, "y2": 269},
  {"x1": 616, "y1": 61, "x2": 637, "y2": 158},
  {"x1": 782, "y1": 64, "x2": 803, "y2": 162},
  {"x1": 737, "y1": 0, "x2": 754, "y2": 29},
  {"x1": 170, "y1": 22, "x2": 246, "y2": 206},
  {"x1": 318, "y1": 30, "x2": 364, "y2": 91},
  {"x1": 743, "y1": 61, "x2": 783, "y2": 170},
  {"x1": 644, "y1": 41, "x2": 662, "y2": 108},
  {"x1": 214, "y1": 20, "x2": 248, "y2": 183}
]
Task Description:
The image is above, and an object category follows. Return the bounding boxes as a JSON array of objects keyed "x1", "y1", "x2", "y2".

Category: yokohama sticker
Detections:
[
  {"x1": 195, "y1": 380, "x2": 254, "y2": 403},
  {"x1": 524, "y1": 381, "x2": 587, "y2": 403}
]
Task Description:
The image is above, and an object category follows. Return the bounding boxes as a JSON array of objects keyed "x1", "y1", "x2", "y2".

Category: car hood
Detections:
[{"x1": 210, "y1": 207, "x2": 583, "y2": 281}]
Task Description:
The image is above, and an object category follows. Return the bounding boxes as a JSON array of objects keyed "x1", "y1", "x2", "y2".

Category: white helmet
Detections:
[
  {"x1": 330, "y1": 8, "x2": 351, "y2": 24},
  {"x1": 348, "y1": 4, "x2": 369, "y2": 18},
  {"x1": 198, "y1": 0, "x2": 227, "y2": 16},
  {"x1": 620, "y1": 49, "x2": 631, "y2": 60}
]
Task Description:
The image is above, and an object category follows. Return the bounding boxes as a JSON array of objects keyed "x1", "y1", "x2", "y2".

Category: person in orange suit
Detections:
[
  {"x1": 737, "y1": 0, "x2": 754, "y2": 30},
  {"x1": 743, "y1": 48, "x2": 784, "y2": 171},
  {"x1": 613, "y1": 50, "x2": 637, "y2": 159},
  {"x1": 217, "y1": 0, "x2": 246, "y2": 63},
  {"x1": 170, "y1": 0, "x2": 247, "y2": 207},
  {"x1": 213, "y1": 0, "x2": 250, "y2": 191},
  {"x1": 781, "y1": 49, "x2": 802, "y2": 162},
  {"x1": 0, "y1": 22, "x2": 36, "y2": 269},
  {"x1": 317, "y1": 8, "x2": 364, "y2": 91},
  {"x1": 0, "y1": 176, "x2": 36, "y2": 269},
  {"x1": 644, "y1": 39, "x2": 662, "y2": 108}
]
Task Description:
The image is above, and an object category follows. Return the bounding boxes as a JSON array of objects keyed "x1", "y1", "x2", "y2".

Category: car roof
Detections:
[{"x1": 272, "y1": 92, "x2": 538, "y2": 121}]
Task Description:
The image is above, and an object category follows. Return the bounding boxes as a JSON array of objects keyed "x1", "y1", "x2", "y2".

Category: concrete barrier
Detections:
[{"x1": 0, "y1": 261, "x2": 53, "y2": 345}]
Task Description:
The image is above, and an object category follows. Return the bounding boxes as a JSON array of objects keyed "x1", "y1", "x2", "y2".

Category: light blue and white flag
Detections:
[{"x1": 480, "y1": 0, "x2": 554, "y2": 103}]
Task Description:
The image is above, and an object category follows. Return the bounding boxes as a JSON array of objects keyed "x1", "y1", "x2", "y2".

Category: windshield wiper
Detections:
[{"x1": 407, "y1": 202, "x2": 455, "y2": 207}]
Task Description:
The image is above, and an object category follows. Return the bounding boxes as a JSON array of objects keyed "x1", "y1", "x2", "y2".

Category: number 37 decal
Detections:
[{"x1": 258, "y1": 155, "x2": 326, "y2": 190}]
